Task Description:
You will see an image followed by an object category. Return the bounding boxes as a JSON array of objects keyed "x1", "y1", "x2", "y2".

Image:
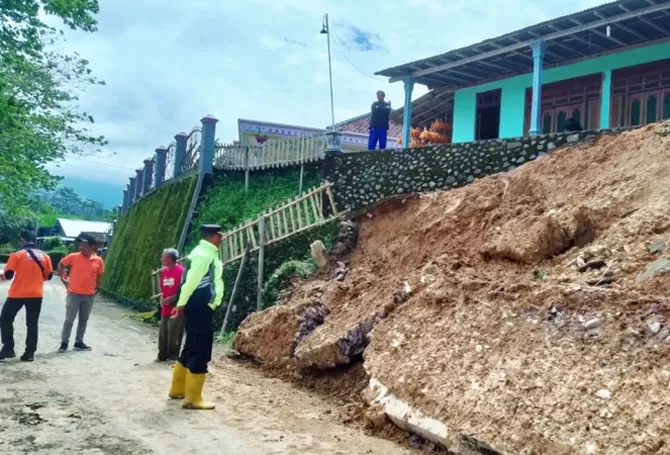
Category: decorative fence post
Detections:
[
  {"x1": 143, "y1": 159, "x2": 154, "y2": 193},
  {"x1": 154, "y1": 147, "x2": 167, "y2": 188},
  {"x1": 121, "y1": 187, "x2": 128, "y2": 214},
  {"x1": 174, "y1": 132, "x2": 188, "y2": 178},
  {"x1": 128, "y1": 177, "x2": 137, "y2": 205},
  {"x1": 325, "y1": 129, "x2": 342, "y2": 154},
  {"x1": 199, "y1": 115, "x2": 218, "y2": 175},
  {"x1": 135, "y1": 169, "x2": 144, "y2": 200}
]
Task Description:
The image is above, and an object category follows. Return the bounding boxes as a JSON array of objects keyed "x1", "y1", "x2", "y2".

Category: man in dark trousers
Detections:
[
  {"x1": 0, "y1": 231, "x2": 53, "y2": 362},
  {"x1": 168, "y1": 224, "x2": 224, "y2": 410},
  {"x1": 368, "y1": 90, "x2": 392, "y2": 151}
]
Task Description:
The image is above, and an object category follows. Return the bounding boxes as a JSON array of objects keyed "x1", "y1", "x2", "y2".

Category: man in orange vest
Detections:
[{"x1": 0, "y1": 231, "x2": 54, "y2": 362}]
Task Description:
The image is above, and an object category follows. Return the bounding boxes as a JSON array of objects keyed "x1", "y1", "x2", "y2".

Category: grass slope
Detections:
[{"x1": 102, "y1": 176, "x2": 197, "y2": 308}]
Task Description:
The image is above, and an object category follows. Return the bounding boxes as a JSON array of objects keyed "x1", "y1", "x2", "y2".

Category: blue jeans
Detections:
[{"x1": 368, "y1": 128, "x2": 387, "y2": 150}]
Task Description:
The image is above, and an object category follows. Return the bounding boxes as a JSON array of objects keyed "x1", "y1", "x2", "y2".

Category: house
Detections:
[
  {"x1": 53, "y1": 218, "x2": 112, "y2": 245},
  {"x1": 377, "y1": 0, "x2": 670, "y2": 145},
  {"x1": 238, "y1": 114, "x2": 403, "y2": 151}
]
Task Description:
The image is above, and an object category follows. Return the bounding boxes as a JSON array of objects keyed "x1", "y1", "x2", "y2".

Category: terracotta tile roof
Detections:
[{"x1": 333, "y1": 113, "x2": 403, "y2": 138}]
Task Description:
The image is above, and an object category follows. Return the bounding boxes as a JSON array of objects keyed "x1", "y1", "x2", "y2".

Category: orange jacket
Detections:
[{"x1": 1, "y1": 246, "x2": 54, "y2": 298}]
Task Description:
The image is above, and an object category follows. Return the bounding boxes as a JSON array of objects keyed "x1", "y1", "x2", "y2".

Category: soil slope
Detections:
[{"x1": 236, "y1": 124, "x2": 670, "y2": 454}]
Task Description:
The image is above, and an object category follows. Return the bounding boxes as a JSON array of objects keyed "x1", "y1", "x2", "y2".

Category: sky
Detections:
[{"x1": 47, "y1": 0, "x2": 610, "y2": 204}]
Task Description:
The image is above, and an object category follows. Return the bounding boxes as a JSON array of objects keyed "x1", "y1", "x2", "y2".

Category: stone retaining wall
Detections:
[{"x1": 322, "y1": 128, "x2": 628, "y2": 213}]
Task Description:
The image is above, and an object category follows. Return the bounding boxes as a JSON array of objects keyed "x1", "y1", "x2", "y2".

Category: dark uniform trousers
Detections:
[
  {"x1": 0, "y1": 298, "x2": 43, "y2": 353},
  {"x1": 178, "y1": 287, "x2": 214, "y2": 374}
]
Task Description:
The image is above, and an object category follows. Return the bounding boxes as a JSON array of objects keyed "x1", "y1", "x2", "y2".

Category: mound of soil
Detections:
[{"x1": 237, "y1": 124, "x2": 670, "y2": 454}]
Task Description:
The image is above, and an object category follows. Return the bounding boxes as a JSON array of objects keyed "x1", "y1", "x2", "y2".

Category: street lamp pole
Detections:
[{"x1": 321, "y1": 13, "x2": 335, "y2": 127}]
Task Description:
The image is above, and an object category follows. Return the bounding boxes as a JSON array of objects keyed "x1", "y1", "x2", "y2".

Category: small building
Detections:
[
  {"x1": 238, "y1": 114, "x2": 403, "y2": 151},
  {"x1": 377, "y1": 0, "x2": 670, "y2": 144},
  {"x1": 54, "y1": 218, "x2": 112, "y2": 245}
]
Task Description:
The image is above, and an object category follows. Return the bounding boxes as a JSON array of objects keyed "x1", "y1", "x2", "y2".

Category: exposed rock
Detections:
[
  {"x1": 310, "y1": 240, "x2": 327, "y2": 268},
  {"x1": 647, "y1": 321, "x2": 662, "y2": 335},
  {"x1": 648, "y1": 239, "x2": 667, "y2": 254},
  {"x1": 330, "y1": 220, "x2": 358, "y2": 256},
  {"x1": 595, "y1": 389, "x2": 612, "y2": 400},
  {"x1": 635, "y1": 258, "x2": 670, "y2": 283},
  {"x1": 233, "y1": 298, "x2": 327, "y2": 363},
  {"x1": 583, "y1": 318, "x2": 602, "y2": 331}
]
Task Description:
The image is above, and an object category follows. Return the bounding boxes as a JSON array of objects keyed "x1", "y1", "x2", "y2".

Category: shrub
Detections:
[
  {"x1": 261, "y1": 258, "x2": 317, "y2": 308},
  {"x1": 41, "y1": 236, "x2": 63, "y2": 251}
]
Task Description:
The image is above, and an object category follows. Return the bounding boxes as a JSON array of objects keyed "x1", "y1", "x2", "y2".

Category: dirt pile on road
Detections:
[{"x1": 234, "y1": 123, "x2": 670, "y2": 454}]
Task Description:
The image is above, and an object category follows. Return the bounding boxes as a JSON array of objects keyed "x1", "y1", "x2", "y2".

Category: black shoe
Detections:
[
  {"x1": 20, "y1": 352, "x2": 34, "y2": 362},
  {"x1": 0, "y1": 349, "x2": 16, "y2": 361},
  {"x1": 58, "y1": 343, "x2": 68, "y2": 353},
  {"x1": 73, "y1": 342, "x2": 91, "y2": 351}
]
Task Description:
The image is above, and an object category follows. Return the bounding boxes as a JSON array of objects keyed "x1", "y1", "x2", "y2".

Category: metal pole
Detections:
[
  {"x1": 256, "y1": 216, "x2": 266, "y2": 311},
  {"x1": 244, "y1": 146, "x2": 250, "y2": 192},
  {"x1": 325, "y1": 14, "x2": 335, "y2": 127},
  {"x1": 219, "y1": 243, "x2": 251, "y2": 339}
]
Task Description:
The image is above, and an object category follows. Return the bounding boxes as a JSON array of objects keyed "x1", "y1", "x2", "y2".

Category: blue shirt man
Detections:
[{"x1": 368, "y1": 90, "x2": 392, "y2": 151}]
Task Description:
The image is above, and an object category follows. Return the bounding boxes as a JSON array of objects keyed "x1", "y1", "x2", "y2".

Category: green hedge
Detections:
[
  {"x1": 102, "y1": 176, "x2": 198, "y2": 307},
  {"x1": 214, "y1": 218, "x2": 339, "y2": 331},
  {"x1": 186, "y1": 165, "x2": 322, "y2": 252},
  {"x1": 0, "y1": 254, "x2": 8, "y2": 263}
]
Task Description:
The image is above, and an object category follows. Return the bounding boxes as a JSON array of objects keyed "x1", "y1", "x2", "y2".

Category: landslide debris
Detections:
[{"x1": 234, "y1": 123, "x2": 670, "y2": 454}]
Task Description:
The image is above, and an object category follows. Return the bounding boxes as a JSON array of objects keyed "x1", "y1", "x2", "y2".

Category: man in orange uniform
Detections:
[
  {"x1": 57, "y1": 233, "x2": 104, "y2": 353},
  {"x1": 0, "y1": 231, "x2": 54, "y2": 362}
]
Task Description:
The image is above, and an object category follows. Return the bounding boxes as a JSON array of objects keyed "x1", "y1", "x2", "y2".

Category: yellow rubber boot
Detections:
[
  {"x1": 183, "y1": 371, "x2": 215, "y2": 410},
  {"x1": 168, "y1": 361, "x2": 187, "y2": 399}
]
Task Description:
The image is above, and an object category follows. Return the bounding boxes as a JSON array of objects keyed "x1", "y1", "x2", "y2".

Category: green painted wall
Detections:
[{"x1": 452, "y1": 41, "x2": 670, "y2": 143}]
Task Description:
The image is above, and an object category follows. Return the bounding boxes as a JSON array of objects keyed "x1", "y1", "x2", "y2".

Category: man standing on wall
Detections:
[
  {"x1": 168, "y1": 224, "x2": 224, "y2": 410},
  {"x1": 57, "y1": 233, "x2": 104, "y2": 353},
  {"x1": 0, "y1": 231, "x2": 53, "y2": 362},
  {"x1": 157, "y1": 248, "x2": 185, "y2": 362},
  {"x1": 368, "y1": 90, "x2": 392, "y2": 151}
]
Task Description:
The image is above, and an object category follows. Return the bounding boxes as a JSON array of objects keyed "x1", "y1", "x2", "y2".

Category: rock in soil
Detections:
[{"x1": 233, "y1": 297, "x2": 328, "y2": 364}]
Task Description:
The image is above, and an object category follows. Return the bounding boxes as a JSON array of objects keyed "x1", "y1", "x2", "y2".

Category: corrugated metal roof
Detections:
[
  {"x1": 56, "y1": 219, "x2": 112, "y2": 238},
  {"x1": 376, "y1": 0, "x2": 670, "y2": 88}
]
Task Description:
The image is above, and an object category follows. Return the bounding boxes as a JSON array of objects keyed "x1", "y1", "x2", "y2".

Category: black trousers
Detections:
[
  {"x1": 0, "y1": 298, "x2": 43, "y2": 353},
  {"x1": 178, "y1": 289, "x2": 214, "y2": 374}
]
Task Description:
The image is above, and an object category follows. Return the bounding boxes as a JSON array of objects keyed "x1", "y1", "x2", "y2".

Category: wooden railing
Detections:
[
  {"x1": 214, "y1": 135, "x2": 325, "y2": 171},
  {"x1": 149, "y1": 182, "x2": 341, "y2": 300},
  {"x1": 220, "y1": 182, "x2": 339, "y2": 264}
]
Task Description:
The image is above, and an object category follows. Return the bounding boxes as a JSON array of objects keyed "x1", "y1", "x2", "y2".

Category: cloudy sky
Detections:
[{"x1": 49, "y1": 0, "x2": 609, "y2": 200}]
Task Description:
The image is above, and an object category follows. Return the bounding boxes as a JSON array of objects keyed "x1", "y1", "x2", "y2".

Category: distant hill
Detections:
[{"x1": 61, "y1": 177, "x2": 124, "y2": 209}]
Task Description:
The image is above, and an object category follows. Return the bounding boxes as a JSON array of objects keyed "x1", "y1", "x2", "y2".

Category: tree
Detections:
[{"x1": 0, "y1": 1, "x2": 106, "y2": 213}]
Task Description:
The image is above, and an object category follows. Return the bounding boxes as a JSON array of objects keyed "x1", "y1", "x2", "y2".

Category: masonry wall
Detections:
[{"x1": 323, "y1": 129, "x2": 625, "y2": 213}]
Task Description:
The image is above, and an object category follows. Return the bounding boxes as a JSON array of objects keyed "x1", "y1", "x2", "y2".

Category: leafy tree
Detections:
[{"x1": 0, "y1": 0, "x2": 106, "y2": 213}]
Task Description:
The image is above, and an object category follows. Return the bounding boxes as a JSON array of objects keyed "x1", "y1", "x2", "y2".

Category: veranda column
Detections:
[
  {"x1": 600, "y1": 70, "x2": 612, "y2": 129},
  {"x1": 402, "y1": 75, "x2": 414, "y2": 147},
  {"x1": 529, "y1": 39, "x2": 546, "y2": 136}
]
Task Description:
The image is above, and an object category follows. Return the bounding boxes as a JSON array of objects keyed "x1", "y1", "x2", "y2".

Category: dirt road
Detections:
[{"x1": 0, "y1": 282, "x2": 412, "y2": 455}]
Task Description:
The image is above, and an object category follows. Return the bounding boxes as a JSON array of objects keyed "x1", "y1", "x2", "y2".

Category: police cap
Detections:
[{"x1": 200, "y1": 224, "x2": 223, "y2": 236}]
